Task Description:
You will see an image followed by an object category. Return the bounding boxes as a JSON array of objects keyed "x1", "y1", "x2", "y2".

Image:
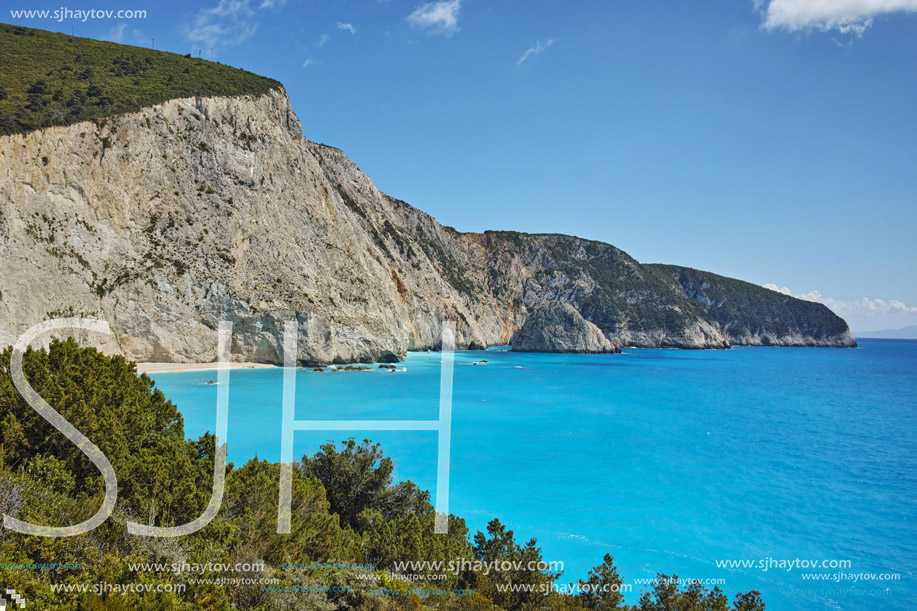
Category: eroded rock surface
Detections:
[{"x1": 0, "y1": 90, "x2": 855, "y2": 364}]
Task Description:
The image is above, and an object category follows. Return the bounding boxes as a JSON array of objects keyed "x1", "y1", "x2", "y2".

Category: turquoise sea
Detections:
[{"x1": 150, "y1": 339, "x2": 917, "y2": 610}]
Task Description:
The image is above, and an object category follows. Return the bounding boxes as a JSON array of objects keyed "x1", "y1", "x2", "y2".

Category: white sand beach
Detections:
[{"x1": 136, "y1": 362, "x2": 280, "y2": 374}]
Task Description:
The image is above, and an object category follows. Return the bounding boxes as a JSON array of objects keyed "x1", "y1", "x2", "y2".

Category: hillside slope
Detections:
[
  {"x1": 0, "y1": 28, "x2": 855, "y2": 363},
  {"x1": 650, "y1": 264, "x2": 853, "y2": 346},
  {"x1": 0, "y1": 23, "x2": 279, "y2": 135}
]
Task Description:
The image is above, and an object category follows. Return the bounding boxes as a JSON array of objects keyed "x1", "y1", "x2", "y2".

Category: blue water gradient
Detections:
[{"x1": 150, "y1": 339, "x2": 917, "y2": 610}]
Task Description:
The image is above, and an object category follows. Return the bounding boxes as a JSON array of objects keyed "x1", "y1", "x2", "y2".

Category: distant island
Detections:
[
  {"x1": 855, "y1": 325, "x2": 917, "y2": 340},
  {"x1": 0, "y1": 24, "x2": 855, "y2": 366}
]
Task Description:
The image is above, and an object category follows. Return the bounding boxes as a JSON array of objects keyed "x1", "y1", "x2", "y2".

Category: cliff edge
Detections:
[{"x1": 0, "y1": 27, "x2": 856, "y2": 363}]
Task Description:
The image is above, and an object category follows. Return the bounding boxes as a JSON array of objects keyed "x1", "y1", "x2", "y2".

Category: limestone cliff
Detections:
[
  {"x1": 0, "y1": 89, "x2": 855, "y2": 364},
  {"x1": 511, "y1": 303, "x2": 618, "y2": 353}
]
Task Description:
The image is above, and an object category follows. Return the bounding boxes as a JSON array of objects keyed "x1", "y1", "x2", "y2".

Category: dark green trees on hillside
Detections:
[
  {"x1": 578, "y1": 555, "x2": 625, "y2": 610},
  {"x1": 0, "y1": 24, "x2": 280, "y2": 135},
  {"x1": 301, "y1": 438, "x2": 432, "y2": 530},
  {"x1": 0, "y1": 339, "x2": 212, "y2": 527},
  {"x1": 633, "y1": 576, "x2": 764, "y2": 611}
]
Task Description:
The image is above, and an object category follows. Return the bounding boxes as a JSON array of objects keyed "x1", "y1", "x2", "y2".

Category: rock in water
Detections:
[{"x1": 511, "y1": 303, "x2": 619, "y2": 353}]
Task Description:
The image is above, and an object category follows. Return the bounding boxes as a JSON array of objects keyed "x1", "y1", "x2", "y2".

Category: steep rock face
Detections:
[
  {"x1": 0, "y1": 90, "x2": 855, "y2": 363},
  {"x1": 651, "y1": 265, "x2": 857, "y2": 347},
  {"x1": 511, "y1": 303, "x2": 618, "y2": 353}
]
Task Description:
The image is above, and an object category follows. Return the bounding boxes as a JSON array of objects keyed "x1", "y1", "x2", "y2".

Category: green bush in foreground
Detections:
[
  {"x1": 0, "y1": 340, "x2": 764, "y2": 610},
  {"x1": 0, "y1": 23, "x2": 281, "y2": 136}
]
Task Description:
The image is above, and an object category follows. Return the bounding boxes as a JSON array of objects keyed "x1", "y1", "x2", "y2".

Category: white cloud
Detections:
[
  {"x1": 517, "y1": 38, "x2": 557, "y2": 65},
  {"x1": 763, "y1": 283, "x2": 793, "y2": 295},
  {"x1": 757, "y1": 0, "x2": 917, "y2": 35},
  {"x1": 337, "y1": 22, "x2": 357, "y2": 34},
  {"x1": 764, "y1": 284, "x2": 917, "y2": 331},
  {"x1": 186, "y1": 0, "x2": 284, "y2": 49},
  {"x1": 302, "y1": 58, "x2": 316, "y2": 69},
  {"x1": 105, "y1": 22, "x2": 128, "y2": 43},
  {"x1": 317, "y1": 33, "x2": 330, "y2": 47},
  {"x1": 407, "y1": 0, "x2": 462, "y2": 37}
]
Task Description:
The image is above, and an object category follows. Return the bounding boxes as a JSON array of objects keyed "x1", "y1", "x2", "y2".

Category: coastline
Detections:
[
  {"x1": 136, "y1": 362, "x2": 280, "y2": 374},
  {"x1": 134, "y1": 340, "x2": 866, "y2": 374}
]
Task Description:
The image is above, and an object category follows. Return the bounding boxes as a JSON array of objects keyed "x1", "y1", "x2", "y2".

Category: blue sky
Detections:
[{"x1": 5, "y1": 0, "x2": 917, "y2": 331}]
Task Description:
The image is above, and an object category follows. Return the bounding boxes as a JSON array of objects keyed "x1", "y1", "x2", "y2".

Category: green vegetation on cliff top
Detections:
[
  {"x1": 651, "y1": 264, "x2": 850, "y2": 339},
  {"x1": 0, "y1": 23, "x2": 281, "y2": 136}
]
